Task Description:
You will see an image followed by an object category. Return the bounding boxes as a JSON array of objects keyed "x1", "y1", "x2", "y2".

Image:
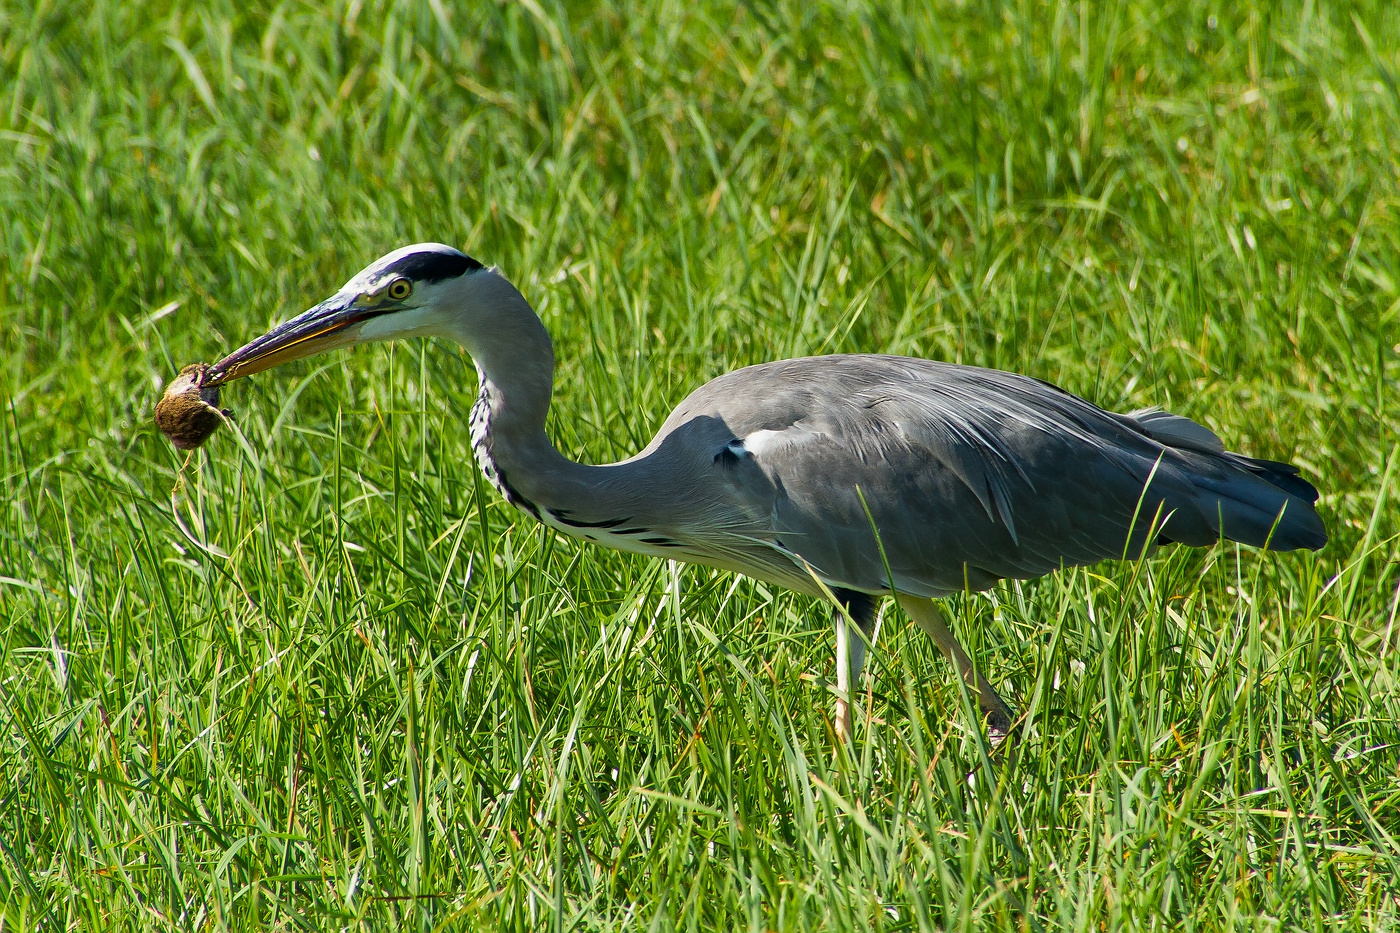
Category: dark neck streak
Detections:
[{"x1": 470, "y1": 377, "x2": 543, "y2": 519}]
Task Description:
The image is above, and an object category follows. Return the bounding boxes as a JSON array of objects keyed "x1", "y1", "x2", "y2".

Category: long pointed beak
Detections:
[{"x1": 206, "y1": 293, "x2": 376, "y2": 385}]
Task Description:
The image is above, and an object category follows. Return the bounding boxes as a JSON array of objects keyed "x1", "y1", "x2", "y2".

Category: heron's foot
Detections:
[
  {"x1": 980, "y1": 693, "x2": 1016, "y2": 753},
  {"x1": 984, "y1": 705, "x2": 1012, "y2": 750}
]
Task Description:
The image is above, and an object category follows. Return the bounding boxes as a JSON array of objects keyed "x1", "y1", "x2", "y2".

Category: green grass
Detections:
[{"x1": 2, "y1": 0, "x2": 1399, "y2": 928}]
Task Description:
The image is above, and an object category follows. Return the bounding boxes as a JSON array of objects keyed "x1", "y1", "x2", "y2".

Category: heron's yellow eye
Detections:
[{"x1": 387, "y1": 278, "x2": 412, "y2": 301}]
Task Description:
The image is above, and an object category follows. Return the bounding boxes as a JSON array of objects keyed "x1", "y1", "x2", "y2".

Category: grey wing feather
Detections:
[
  {"x1": 1130, "y1": 408, "x2": 1225, "y2": 454},
  {"x1": 656, "y1": 356, "x2": 1325, "y2": 598}
]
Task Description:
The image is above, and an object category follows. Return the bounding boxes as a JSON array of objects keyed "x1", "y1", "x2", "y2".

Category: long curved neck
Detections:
[
  {"x1": 444, "y1": 270, "x2": 774, "y2": 578},
  {"x1": 453, "y1": 271, "x2": 600, "y2": 519}
]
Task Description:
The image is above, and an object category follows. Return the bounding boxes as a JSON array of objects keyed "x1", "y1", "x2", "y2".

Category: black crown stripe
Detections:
[{"x1": 383, "y1": 250, "x2": 483, "y2": 283}]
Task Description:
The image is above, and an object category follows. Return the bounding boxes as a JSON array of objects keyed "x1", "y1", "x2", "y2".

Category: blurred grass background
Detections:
[{"x1": 2, "y1": 0, "x2": 1398, "y2": 928}]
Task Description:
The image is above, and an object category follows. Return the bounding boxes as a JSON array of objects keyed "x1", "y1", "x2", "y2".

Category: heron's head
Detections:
[{"x1": 208, "y1": 243, "x2": 489, "y2": 384}]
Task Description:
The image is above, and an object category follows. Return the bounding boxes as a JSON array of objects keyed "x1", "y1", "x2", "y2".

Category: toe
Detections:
[{"x1": 984, "y1": 705, "x2": 1013, "y2": 746}]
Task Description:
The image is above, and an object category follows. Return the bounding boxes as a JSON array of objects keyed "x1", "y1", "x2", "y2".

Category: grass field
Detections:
[{"x1": 3, "y1": 0, "x2": 1399, "y2": 928}]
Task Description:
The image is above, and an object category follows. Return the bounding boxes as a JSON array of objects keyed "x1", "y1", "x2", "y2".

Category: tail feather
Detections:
[
  {"x1": 1129, "y1": 410, "x2": 1327, "y2": 552},
  {"x1": 1186, "y1": 466, "x2": 1327, "y2": 551},
  {"x1": 1235, "y1": 454, "x2": 1321, "y2": 504}
]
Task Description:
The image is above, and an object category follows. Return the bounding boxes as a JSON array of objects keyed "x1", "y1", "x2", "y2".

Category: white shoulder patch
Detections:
[{"x1": 739, "y1": 427, "x2": 823, "y2": 457}]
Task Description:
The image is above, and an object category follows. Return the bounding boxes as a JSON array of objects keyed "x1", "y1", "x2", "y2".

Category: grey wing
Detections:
[{"x1": 665, "y1": 356, "x2": 1325, "y2": 597}]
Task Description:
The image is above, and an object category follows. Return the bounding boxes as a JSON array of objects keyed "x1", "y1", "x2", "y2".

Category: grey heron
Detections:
[{"x1": 203, "y1": 243, "x2": 1327, "y2": 744}]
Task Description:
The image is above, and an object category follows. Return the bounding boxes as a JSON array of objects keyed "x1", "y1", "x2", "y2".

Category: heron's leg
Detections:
[
  {"x1": 896, "y1": 594, "x2": 1015, "y2": 743},
  {"x1": 831, "y1": 589, "x2": 879, "y2": 743}
]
